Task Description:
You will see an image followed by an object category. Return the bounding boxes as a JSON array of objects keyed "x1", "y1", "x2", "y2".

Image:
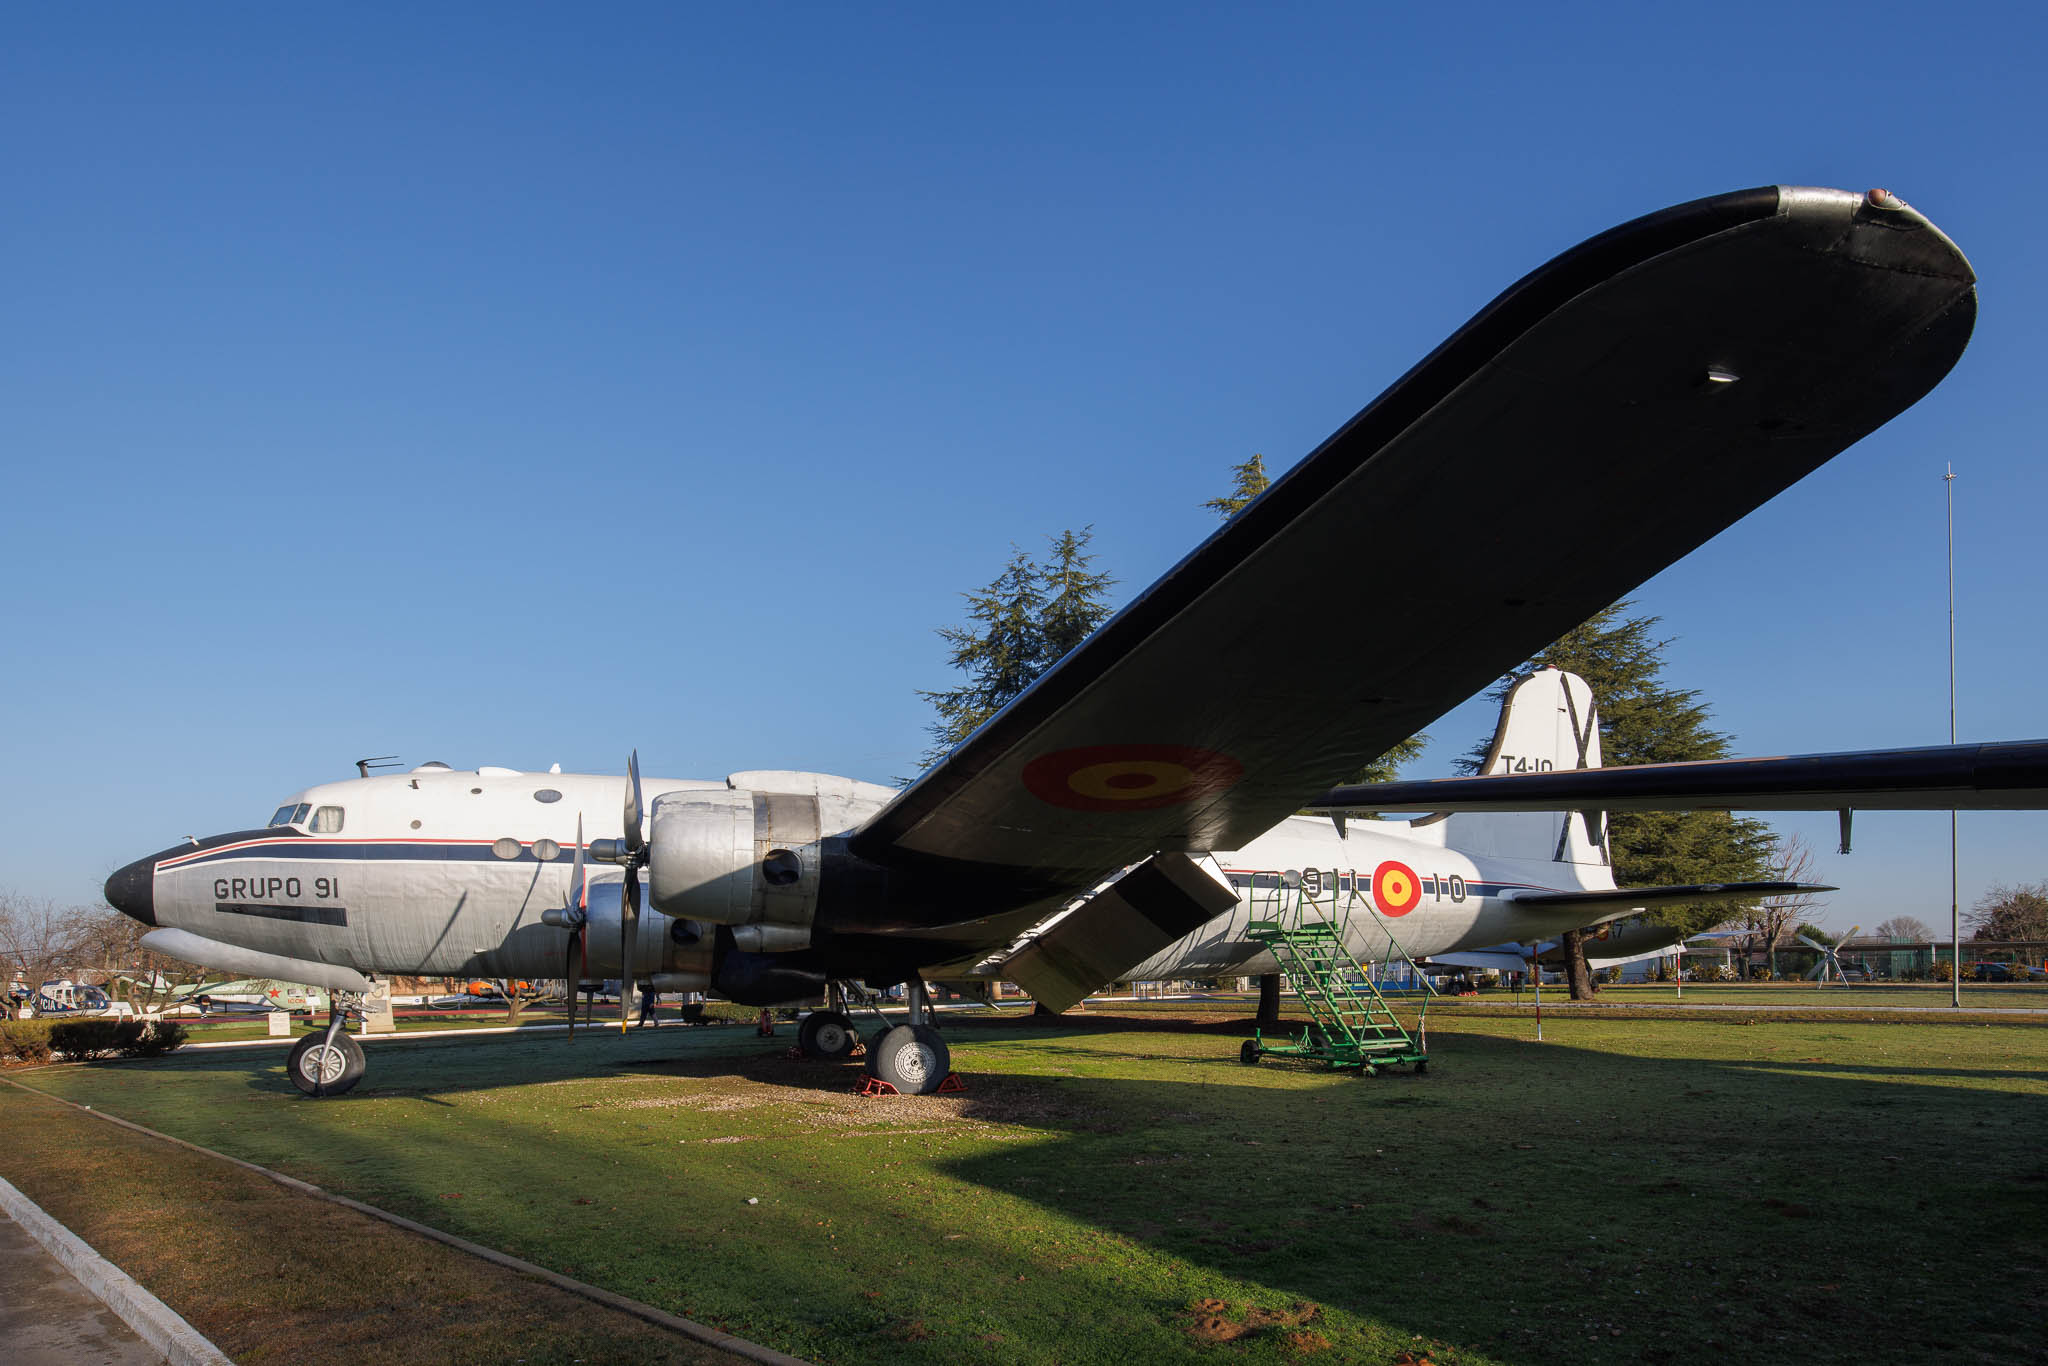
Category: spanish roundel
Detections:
[
  {"x1": 1372, "y1": 860, "x2": 1421, "y2": 917},
  {"x1": 1021, "y1": 744, "x2": 1243, "y2": 813}
]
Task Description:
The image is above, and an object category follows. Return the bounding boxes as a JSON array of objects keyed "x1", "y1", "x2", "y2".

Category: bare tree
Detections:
[
  {"x1": 0, "y1": 893, "x2": 87, "y2": 996},
  {"x1": 1966, "y1": 882, "x2": 2048, "y2": 941},
  {"x1": 1712, "y1": 833, "x2": 1824, "y2": 976},
  {"x1": 1874, "y1": 914, "x2": 1936, "y2": 942},
  {"x1": 66, "y1": 904, "x2": 203, "y2": 1014}
]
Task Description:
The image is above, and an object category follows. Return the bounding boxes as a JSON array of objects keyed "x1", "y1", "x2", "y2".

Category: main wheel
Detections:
[
  {"x1": 286, "y1": 1031, "x2": 365, "y2": 1097},
  {"x1": 868, "y1": 1024, "x2": 949, "y2": 1095},
  {"x1": 1239, "y1": 1039, "x2": 1261, "y2": 1066},
  {"x1": 862, "y1": 1027, "x2": 894, "y2": 1078},
  {"x1": 798, "y1": 1009, "x2": 857, "y2": 1060}
]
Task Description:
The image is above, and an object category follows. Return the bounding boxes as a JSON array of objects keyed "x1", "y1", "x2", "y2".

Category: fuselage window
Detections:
[
  {"x1": 310, "y1": 806, "x2": 345, "y2": 834},
  {"x1": 532, "y1": 838, "x2": 561, "y2": 861},
  {"x1": 490, "y1": 837, "x2": 523, "y2": 860},
  {"x1": 268, "y1": 803, "x2": 312, "y2": 828},
  {"x1": 533, "y1": 789, "x2": 563, "y2": 804}
]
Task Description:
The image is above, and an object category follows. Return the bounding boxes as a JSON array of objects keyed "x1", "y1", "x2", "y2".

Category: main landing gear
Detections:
[
  {"x1": 287, "y1": 991, "x2": 368, "y2": 1097},
  {"x1": 798, "y1": 979, "x2": 953, "y2": 1095}
]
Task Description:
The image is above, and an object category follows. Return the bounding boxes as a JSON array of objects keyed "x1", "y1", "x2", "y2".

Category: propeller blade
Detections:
[
  {"x1": 620, "y1": 861, "x2": 640, "y2": 1034},
  {"x1": 571, "y1": 814, "x2": 587, "y2": 911},
  {"x1": 623, "y1": 751, "x2": 645, "y2": 856},
  {"x1": 1795, "y1": 934, "x2": 1825, "y2": 951},
  {"x1": 565, "y1": 927, "x2": 581, "y2": 1040}
]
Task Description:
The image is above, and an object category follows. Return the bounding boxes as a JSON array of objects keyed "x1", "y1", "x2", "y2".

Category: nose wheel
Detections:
[
  {"x1": 798, "y1": 1009, "x2": 858, "y2": 1060},
  {"x1": 286, "y1": 1029, "x2": 364, "y2": 1096}
]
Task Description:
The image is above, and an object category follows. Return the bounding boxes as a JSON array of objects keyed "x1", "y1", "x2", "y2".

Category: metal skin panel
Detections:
[
  {"x1": 852, "y1": 186, "x2": 1976, "y2": 898},
  {"x1": 648, "y1": 790, "x2": 754, "y2": 923}
]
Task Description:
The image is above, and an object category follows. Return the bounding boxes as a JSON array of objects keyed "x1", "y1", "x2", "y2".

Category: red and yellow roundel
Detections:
[
  {"x1": 1022, "y1": 744, "x2": 1243, "y2": 813},
  {"x1": 1372, "y1": 860, "x2": 1421, "y2": 917}
]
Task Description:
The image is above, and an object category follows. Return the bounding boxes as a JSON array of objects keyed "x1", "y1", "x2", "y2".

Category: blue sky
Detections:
[{"x1": 5, "y1": 4, "x2": 2044, "y2": 934}]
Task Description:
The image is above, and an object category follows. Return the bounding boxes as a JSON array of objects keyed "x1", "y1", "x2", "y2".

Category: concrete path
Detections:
[{"x1": 0, "y1": 1209, "x2": 166, "y2": 1366}]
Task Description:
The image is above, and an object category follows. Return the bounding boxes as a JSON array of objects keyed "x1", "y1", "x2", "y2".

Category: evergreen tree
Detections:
[
  {"x1": 1038, "y1": 527, "x2": 1116, "y2": 665},
  {"x1": 1462, "y1": 600, "x2": 1776, "y2": 997},
  {"x1": 915, "y1": 531, "x2": 1116, "y2": 772},
  {"x1": 1203, "y1": 453, "x2": 1270, "y2": 519}
]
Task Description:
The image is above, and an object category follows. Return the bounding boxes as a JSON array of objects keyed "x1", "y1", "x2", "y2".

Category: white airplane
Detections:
[{"x1": 103, "y1": 185, "x2": 2043, "y2": 1096}]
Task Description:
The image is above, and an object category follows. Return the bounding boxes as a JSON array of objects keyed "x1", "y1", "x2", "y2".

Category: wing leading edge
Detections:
[{"x1": 852, "y1": 186, "x2": 1977, "y2": 902}]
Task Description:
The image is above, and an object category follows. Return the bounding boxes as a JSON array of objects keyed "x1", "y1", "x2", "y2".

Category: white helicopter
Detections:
[{"x1": 105, "y1": 184, "x2": 2044, "y2": 1096}]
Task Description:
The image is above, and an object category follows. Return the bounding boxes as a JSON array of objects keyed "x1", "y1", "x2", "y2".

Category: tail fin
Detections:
[{"x1": 1438, "y1": 668, "x2": 1610, "y2": 870}]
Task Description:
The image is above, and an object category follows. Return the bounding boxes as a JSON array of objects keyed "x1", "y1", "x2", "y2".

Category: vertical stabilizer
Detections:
[{"x1": 1438, "y1": 669, "x2": 1610, "y2": 869}]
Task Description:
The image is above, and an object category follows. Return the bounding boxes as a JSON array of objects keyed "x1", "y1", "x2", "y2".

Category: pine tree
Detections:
[
  {"x1": 1038, "y1": 527, "x2": 1116, "y2": 666},
  {"x1": 915, "y1": 531, "x2": 1116, "y2": 772},
  {"x1": 1203, "y1": 454, "x2": 1270, "y2": 519},
  {"x1": 1462, "y1": 600, "x2": 1777, "y2": 997}
]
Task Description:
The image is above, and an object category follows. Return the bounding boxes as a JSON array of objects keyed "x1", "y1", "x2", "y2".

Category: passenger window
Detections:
[{"x1": 310, "y1": 806, "x2": 345, "y2": 834}]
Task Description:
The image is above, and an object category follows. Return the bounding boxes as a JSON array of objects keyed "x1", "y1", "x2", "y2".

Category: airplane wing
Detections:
[
  {"x1": 850, "y1": 186, "x2": 1977, "y2": 899},
  {"x1": 1503, "y1": 881, "x2": 1834, "y2": 915},
  {"x1": 1309, "y1": 740, "x2": 2048, "y2": 814}
]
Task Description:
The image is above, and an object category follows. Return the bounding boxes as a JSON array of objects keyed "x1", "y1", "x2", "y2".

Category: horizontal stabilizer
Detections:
[
  {"x1": 1003, "y1": 853, "x2": 1237, "y2": 1014},
  {"x1": 1313, "y1": 740, "x2": 2048, "y2": 814},
  {"x1": 1503, "y1": 881, "x2": 1833, "y2": 916}
]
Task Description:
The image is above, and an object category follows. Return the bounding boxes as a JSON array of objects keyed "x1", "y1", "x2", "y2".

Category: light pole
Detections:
[{"x1": 1947, "y1": 463, "x2": 1960, "y2": 1009}]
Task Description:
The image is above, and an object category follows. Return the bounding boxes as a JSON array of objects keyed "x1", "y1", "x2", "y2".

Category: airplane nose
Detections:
[{"x1": 104, "y1": 855, "x2": 157, "y2": 926}]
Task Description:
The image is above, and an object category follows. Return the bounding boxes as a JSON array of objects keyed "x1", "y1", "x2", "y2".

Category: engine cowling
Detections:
[{"x1": 647, "y1": 789, "x2": 821, "y2": 945}]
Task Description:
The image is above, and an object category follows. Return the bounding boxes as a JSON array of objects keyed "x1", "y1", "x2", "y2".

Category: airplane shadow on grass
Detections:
[{"x1": 53, "y1": 1015, "x2": 2048, "y2": 1365}]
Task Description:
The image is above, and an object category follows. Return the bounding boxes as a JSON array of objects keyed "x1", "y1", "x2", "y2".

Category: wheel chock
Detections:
[{"x1": 855, "y1": 1073, "x2": 967, "y2": 1097}]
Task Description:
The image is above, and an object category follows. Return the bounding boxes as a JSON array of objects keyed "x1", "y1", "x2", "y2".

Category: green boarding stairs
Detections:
[{"x1": 1240, "y1": 874, "x2": 1429, "y2": 1075}]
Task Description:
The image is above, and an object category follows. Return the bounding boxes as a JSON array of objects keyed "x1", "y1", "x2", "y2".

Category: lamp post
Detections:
[{"x1": 1947, "y1": 463, "x2": 1960, "y2": 1009}]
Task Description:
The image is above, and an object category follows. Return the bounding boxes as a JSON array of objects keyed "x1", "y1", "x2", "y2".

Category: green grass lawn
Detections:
[{"x1": 11, "y1": 1009, "x2": 2045, "y2": 1365}]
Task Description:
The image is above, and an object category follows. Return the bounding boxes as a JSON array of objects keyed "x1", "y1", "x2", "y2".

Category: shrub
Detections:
[
  {"x1": 49, "y1": 1018, "x2": 128, "y2": 1059},
  {"x1": 43, "y1": 1018, "x2": 186, "y2": 1060},
  {"x1": 1752, "y1": 968, "x2": 1775, "y2": 982},
  {"x1": 1933, "y1": 961, "x2": 1956, "y2": 983},
  {"x1": 0, "y1": 1020, "x2": 54, "y2": 1065},
  {"x1": 134, "y1": 1021, "x2": 186, "y2": 1056}
]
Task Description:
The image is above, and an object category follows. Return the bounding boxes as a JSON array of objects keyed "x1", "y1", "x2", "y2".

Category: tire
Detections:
[
  {"x1": 1239, "y1": 1039, "x2": 1261, "y2": 1066},
  {"x1": 798, "y1": 1010, "x2": 857, "y2": 1061},
  {"x1": 868, "y1": 1024, "x2": 949, "y2": 1095},
  {"x1": 862, "y1": 1027, "x2": 893, "y2": 1078},
  {"x1": 286, "y1": 1031, "x2": 365, "y2": 1097}
]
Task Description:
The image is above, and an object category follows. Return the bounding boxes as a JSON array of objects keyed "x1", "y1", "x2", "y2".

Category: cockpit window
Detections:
[
  {"x1": 268, "y1": 803, "x2": 312, "y2": 828},
  {"x1": 310, "y1": 806, "x2": 345, "y2": 834}
]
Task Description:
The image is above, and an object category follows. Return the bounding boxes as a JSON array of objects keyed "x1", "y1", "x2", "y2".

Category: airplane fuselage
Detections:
[{"x1": 113, "y1": 763, "x2": 1619, "y2": 994}]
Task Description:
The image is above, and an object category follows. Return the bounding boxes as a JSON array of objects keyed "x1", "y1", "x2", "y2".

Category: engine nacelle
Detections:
[{"x1": 647, "y1": 789, "x2": 821, "y2": 939}]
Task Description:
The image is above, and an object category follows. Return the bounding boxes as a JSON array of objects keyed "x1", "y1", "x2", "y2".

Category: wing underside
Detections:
[
  {"x1": 1311, "y1": 740, "x2": 2048, "y2": 815},
  {"x1": 851, "y1": 186, "x2": 1977, "y2": 908}
]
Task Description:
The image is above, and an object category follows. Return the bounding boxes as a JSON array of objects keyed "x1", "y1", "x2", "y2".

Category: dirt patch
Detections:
[{"x1": 1183, "y1": 1297, "x2": 1322, "y2": 1346}]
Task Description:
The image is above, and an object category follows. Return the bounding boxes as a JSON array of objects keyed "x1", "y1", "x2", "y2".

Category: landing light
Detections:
[{"x1": 1704, "y1": 365, "x2": 1740, "y2": 386}]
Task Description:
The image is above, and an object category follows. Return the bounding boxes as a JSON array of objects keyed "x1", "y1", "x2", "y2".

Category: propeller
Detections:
[
  {"x1": 542, "y1": 816, "x2": 593, "y2": 1038},
  {"x1": 587, "y1": 754, "x2": 648, "y2": 1035},
  {"x1": 1796, "y1": 925, "x2": 1860, "y2": 982}
]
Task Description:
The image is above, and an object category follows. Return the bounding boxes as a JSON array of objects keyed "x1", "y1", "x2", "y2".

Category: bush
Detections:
[
  {"x1": 0, "y1": 1020, "x2": 54, "y2": 1065},
  {"x1": 1933, "y1": 961, "x2": 1956, "y2": 983},
  {"x1": 1751, "y1": 968, "x2": 1775, "y2": 982},
  {"x1": 44, "y1": 1018, "x2": 187, "y2": 1061}
]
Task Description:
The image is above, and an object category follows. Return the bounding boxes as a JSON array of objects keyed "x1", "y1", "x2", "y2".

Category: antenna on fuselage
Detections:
[{"x1": 355, "y1": 755, "x2": 402, "y2": 779}]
